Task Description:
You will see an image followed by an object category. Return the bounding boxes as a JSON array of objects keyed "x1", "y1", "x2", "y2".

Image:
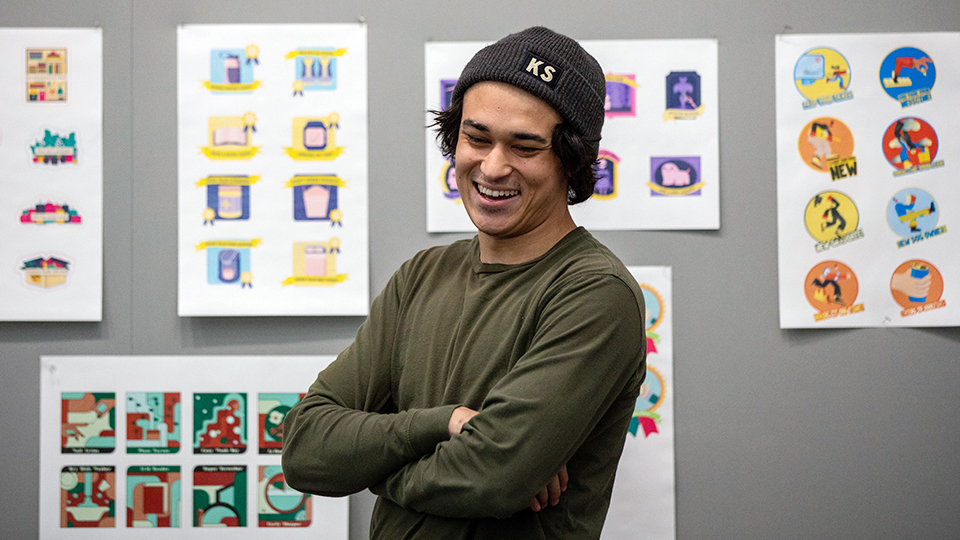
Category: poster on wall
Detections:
[
  {"x1": 602, "y1": 266, "x2": 675, "y2": 540},
  {"x1": 425, "y1": 39, "x2": 719, "y2": 232},
  {"x1": 775, "y1": 32, "x2": 960, "y2": 328},
  {"x1": 177, "y1": 24, "x2": 369, "y2": 316},
  {"x1": 40, "y1": 355, "x2": 348, "y2": 538},
  {"x1": 0, "y1": 28, "x2": 103, "y2": 321}
]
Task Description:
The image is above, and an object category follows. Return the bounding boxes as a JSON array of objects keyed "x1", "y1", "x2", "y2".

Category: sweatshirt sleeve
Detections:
[
  {"x1": 281, "y1": 267, "x2": 459, "y2": 497},
  {"x1": 375, "y1": 273, "x2": 645, "y2": 518}
]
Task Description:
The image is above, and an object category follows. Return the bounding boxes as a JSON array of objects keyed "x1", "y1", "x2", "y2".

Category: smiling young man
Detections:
[{"x1": 283, "y1": 27, "x2": 646, "y2": 539}]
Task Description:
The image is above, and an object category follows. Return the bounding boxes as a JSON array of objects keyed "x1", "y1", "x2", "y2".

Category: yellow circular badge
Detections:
[
  {"x1": 794, "y1": 48, "x2": 851, "y2": 102},
  {"x1": 804, "y1": 191, "x2": 858, "y2": 242}
]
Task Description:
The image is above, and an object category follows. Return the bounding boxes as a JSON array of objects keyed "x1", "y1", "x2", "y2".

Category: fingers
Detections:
[
  {"x1": 558, "y1": 464, "x2": 569, "y2": 493},
  {"x1": 529, "y1": 485, "x2": 549, "y2": 512}
]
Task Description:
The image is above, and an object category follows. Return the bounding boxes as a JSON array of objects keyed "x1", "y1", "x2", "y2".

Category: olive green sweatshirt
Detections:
[{"x1": 283, "y1": 227, "x2": 646, "y2": 539}]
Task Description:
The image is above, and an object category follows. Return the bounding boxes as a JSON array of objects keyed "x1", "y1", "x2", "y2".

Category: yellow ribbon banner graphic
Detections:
[
  {"x1": 663, "y1": 104, "x2": 706, "y2": 121},
  {"x1": 604, "y1": 74, "x2": 639, "y2": 88},
  {"x1": 281, "y1": 274, "x2": 348, "y2": 286},
  {"x1": 647, "y1": 182, "x2": 706, "y2": 196},
  {"x1": 283, "y1": 147, "x2": 345, "y2": 161},
  {"x1": 284, "y1": 48, "x2": 347, "y2": 59},
  {"x1": 195, "y1": 239, "x2": 262, "y2": 251},
  {"x1": 202, "y1": 81, "x2": 262, "y2": 92},
  {"x1": 195, "y1": 175, "x2": 261, "y2": 188},
  {"x1": 200, "y1": 146, "x2": 261, "y2": 160},
  {"x1": 283, "y1": 175, "x2": 347, "y2": 188}
]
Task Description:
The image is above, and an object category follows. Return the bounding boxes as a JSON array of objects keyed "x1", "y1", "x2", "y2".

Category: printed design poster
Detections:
[
  {"x1": 178, "y1": 24, "x2": 369, "y2": 316},
  {"x1": 776, "y1": 33, "x2": 960, "y2": 327},
  {"x1": 0, "y1": 28, "x2": 103, "y2": 321},
  {"x1": 603, "y1": 266, "x2": 675, "y2": 540},
  {"x1": 40, "y1": 355, "x2": 347, "y2": 538},
  {"x1": 425, "y1": 40, "x2": 719, "y2": 232}
]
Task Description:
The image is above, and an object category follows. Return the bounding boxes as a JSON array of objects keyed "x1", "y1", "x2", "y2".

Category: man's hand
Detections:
[
  {"x1": 529, "y1": 464, "x2": 568, "y2": 512},
  {"x1": 448, "y1": 406, "x2": 478, "y2": 436}
]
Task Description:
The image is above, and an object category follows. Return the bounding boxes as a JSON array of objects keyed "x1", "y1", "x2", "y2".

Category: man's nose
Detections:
[{"x1": 480, "y1": 144, "x2": 512, "y2": 179}]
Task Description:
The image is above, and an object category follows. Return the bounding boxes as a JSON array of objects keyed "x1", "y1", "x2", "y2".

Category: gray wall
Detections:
[{"x1": 2, "y1": 1, "x2": 959, "y2": 538}]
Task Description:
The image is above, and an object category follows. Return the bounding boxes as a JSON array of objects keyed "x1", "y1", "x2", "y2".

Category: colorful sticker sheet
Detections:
[
  {"x1": 177, "y1": 24, "x2": 369, "y2": 316},
  {"x1": 0, "y1": 28, "x2": 103, "y2": 321},
  {"x1": 40, "y1": 355, "x2": 348, "y2": 538},
  {"x1": 603, "y1": 266, "x2": 675, "y2": 540},
  {"x1": 776, "y1": 33, "x2": 960, "y2": 328},
  {"x1": 425, "y1": 39, "x2": 719, "y2": 232}
]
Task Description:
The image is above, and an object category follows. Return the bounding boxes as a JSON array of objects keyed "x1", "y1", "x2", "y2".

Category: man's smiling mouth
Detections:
[{"x1": 475, "y1": 183, "x2": 519, "y2": 199}]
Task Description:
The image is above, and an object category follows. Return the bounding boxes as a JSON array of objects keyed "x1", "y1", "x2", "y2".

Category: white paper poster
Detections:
[
  {"x1": 40, "y1": 355, "x2": 348, "y2": 537},
  {"x1": 177, "y1": 24, "x2": 369, "y2": 316},
  {"x1": 425, "y1": 39, "x2": 719, "y2": 232},
  {"x1": 0, "y1": 28, "x2": 103, "y2": 321},
  {"x1": 603, "y1": 266, "x2": 675, "y2": 540},
  {"x1": 776, "y1": 33, "x2": 960, "y2": 328}
]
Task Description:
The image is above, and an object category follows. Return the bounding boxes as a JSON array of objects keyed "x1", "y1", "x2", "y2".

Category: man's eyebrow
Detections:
[{"x1": 462, "y1": 119, "x2": 550, "y2": 145}]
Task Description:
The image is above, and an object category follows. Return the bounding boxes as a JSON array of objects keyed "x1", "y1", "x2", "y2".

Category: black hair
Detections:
[{"x1": 430, "y1": 97, "x2": 599, "y2": 205}]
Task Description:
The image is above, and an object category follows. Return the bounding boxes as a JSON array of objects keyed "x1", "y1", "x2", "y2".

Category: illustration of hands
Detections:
[{"x1": 892, "y1": 267, "x2": 932, "y2": 302}]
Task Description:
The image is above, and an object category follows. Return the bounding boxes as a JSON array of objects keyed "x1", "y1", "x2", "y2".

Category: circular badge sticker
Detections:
[
  {"x1": 882, "y1": 117, "x2": 938, "y2": 170},
  {"x1": 886, "y1": 188, "x2": 938, "y2": 237},
  {"x1": 804, "y1": 191, "x2": 859, "y2": 242},
  {"x1": 890, "y1": 259, "x2": 943, "y2": 307},
  {"x1": 439, "y1": 159, "x2": 459, "y2": 200},
  {"x1": 794, "y1": 47, "x2": 851, "y2": 101},
  {"x1": 879, "y1": 47, "x2": 936, "y2": 101},
  {"x1": 805, "y1": 261, "x2": 859, "y2": 311},
  {"x1": 639, "y1": 283, "x2": 664, "y2": 332},
  {"x1": 797, "y1": 117, "x2": 855, "y2": 171},
  {"x1": 635, "y1": 365, "x2": 666, "y2": 414}
]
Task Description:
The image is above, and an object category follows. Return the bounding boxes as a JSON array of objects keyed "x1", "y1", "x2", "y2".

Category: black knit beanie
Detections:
[{"x1": 452, "y1": 26, "x2": 606, "y2": 156}]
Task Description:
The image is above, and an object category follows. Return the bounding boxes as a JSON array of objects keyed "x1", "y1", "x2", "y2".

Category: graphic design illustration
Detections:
[
  {"x1": 196, "y1": 239, "x2": 260, "y2": 288},
  {"x1": 804, "y1": 261, "x2": 864, "y2": 321},
  {"x1": 194, "y1": 466, "x2": 246, "y2": 527},
  {"x1": 664, "y1": 71, "x2": 703, "y2": 120},
  {"x1": 797, "y1": 117, "x2": 856, "y2": 178},
  {"x1": 287, "y1": 175, "x2": 345, "y2": 223},
  {"x1": 593, "y1": 150, "x2": 619, "y2": 199},
  {"x1": 887, "y1": 188, "x2": 947, "y2": 249},
  {"x1": 628, "y1": 366, "x2": 666, "y2": 438},
  {"x1": 882, "y1": 117, "x2": 943, "y2": 175},
  {"x1": 804, "y1": 190, "x2": 863, "y2": 252},
  {"x1": 604, "y1": 73, "x2": 637, "y2": 118},
  {"x1": 193, "y1": 393, "x2": 247, "y2": 454},
  {"x1": 649, "y1": 157, "x2": 702, "y2": 196},
  {"x1": 258, "y1": 393, "x2": 302, "y2": 454},
  {"x1": 21, "y1": 256, "x2": 71, "y2": 288},
  {"x1": 206, "y1": 45, "x2": 261, "y2": 92},
  {"x1": 285, "y1": 115, "x2": 344, "y2": 160},
  {"x1": 439, "y1": 160, "x2": 459, "y2": 200},
  {"x1": 284, "y1": 240, "x2": 348, "y2": 287},
  {"x1": 197, "y1": 176, "x2": 259, "y2": 224},
  {"x1": 890, "y1": 259, "x2": 946, "y2": 316},
  {"x1": 126, "y1": 392, "x2": 181, "y2": 454},
  {"x1": 27, "y1": 48, "x2": 66, "y2": 101},
  {"x1": 639, "y1": 283, "x2": 665, "y2": 356},
  {"x1": 31, "y1": 129, "x2": 78, "y2": 164},
  {"x1": 287, "y1": 47, "x2": 344, "y2": 95},
  {"x1": 62, "y1": 392, "x2": 115, "y2": 453},
  {"x1": 259, "y1": 465, "x2": 311, "y2": 527},
  {"x1": 201, "y1": 113, "x2": 260, "y2": 160},
  {"x1": 794, "y1": 47, "x2": 853, "y2": 108},
  {"x1": 20, "y1": 202, "x2": 82, "y2": 224},
  {"x1": 127, "y1": 466, "x2": 180, "y2": 528},
  {"x1": 61, "y1": 466, "x2": 115, "y2": 527},
  {"x1": 879, "y1": 47, "x2": 935, "y2": 107},
  {"x1": 440, "y1": 79, "x2": 457, "y2": 111}
]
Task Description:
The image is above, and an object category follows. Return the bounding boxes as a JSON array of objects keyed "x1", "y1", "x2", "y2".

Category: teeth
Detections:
[{"x1": 476, "y1": 184, "x2": 519, "y2": 198}]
